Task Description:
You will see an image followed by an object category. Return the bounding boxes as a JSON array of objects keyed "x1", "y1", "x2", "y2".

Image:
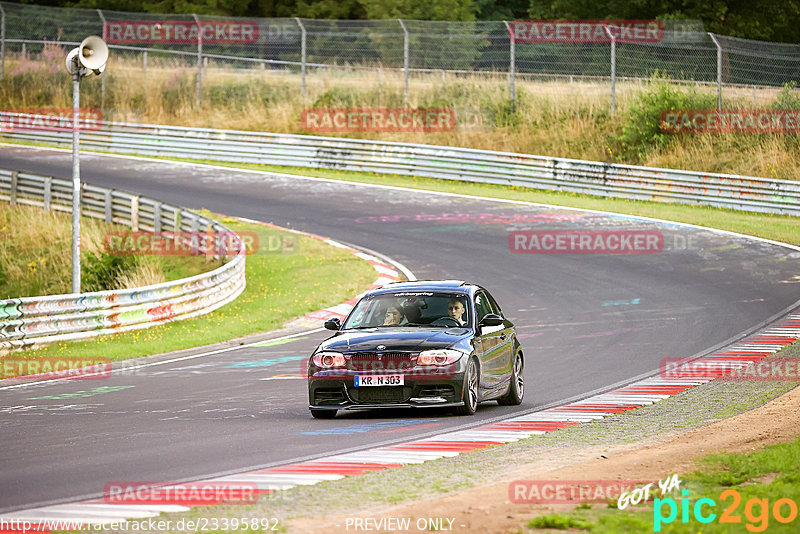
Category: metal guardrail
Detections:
[
  {"x1": 1, "y1": 113, "x2": 798, "y2": 216},
  {"x1": 0, "y1": 167, "x2": 246, "y2": 352}
]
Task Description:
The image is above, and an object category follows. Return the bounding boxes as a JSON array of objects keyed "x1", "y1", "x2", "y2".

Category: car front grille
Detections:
[
  {"x1": 352, "y1": 386, "x2": 409, "y2": 403},
  {"x1": 347, "y1": 352, "x2": 417, "y2": 372}
]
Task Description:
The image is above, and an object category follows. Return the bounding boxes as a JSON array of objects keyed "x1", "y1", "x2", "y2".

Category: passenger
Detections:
[
  {"x1": 383, "y1": 304, "x2": 404, "y2": 326},
  {"x1": 447, "y1": 298, "x2": 467, "y2": 326}
]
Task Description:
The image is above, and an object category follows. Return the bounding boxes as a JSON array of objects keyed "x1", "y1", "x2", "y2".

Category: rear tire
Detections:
[
  {"x1": 497, "y1": 351, "x2": 524, "y2": 406},
  {"x1": 310, "y1": 408, "x2": 337, "y2": 419},
  {"x1": 454, "y1": 358, "x2": 479, "y2": 416}
]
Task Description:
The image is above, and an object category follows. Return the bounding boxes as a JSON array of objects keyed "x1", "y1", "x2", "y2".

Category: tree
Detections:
[{"x1": 357, "y1": 0, "x2": 476, "y2": 21}]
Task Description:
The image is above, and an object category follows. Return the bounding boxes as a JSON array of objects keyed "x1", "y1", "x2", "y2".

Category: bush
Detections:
[
  {"x1": 770, "y1": 81, "x2": 800, "y2": 109},
  {"x1": 619, "y1": 78, "x2": 717, "y2": 160},
  {"x1": 81, "y1": 251, "x2": 138, "y2": 292}
]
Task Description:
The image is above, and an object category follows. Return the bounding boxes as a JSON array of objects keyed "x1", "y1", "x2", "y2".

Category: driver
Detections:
[
  {"x1": 447, "y1": 298, "x2": 467, "y2": 326},
  {"x1": 383, "y1": 304, "x2": 404, "y2": 326}
]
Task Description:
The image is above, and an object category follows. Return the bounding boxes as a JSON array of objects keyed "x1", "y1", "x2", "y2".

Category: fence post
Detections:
[
  {"x1": 708, "y1": 32, "x2": 722, "y2": 110},
  {"x1": 153, "y1": 201, "x2": 162, "y2": 232},
  {"x1": 43, "y1": 176, "x2": 52, "y2": 211},
  {"x1": 9, "y1": 170, "x2": 17, "y2": 205},
  {"x1": 603, "y1": 25, "x2": 616, "y2": 114},
  {"x1": 295, "y1": 17, "x2": 306, "y2": 96},
  {"x1": 398, "y1": 19, "x2": 409, "y2": 105},
  {"x1": 97, "y1": 9, "x2": 107, "y2": 110},
  {"x1": 131, "y1": 196, "x2": 139, "y2": 232},
  {"x1": 143, "y1": 50, "x2": 147, "y2": 74},
  {"x1": 190, "y1": 213, "x2": 200, "y2": 255},
  {"x1": 192, "y1": 14, "x2": 202, "y2": 106},
  {"x1": 1, "y1": 3, "x2": 6, "y2": 81},
  {"x1": 104, "y1": 189, "x2": 112, "y2": 224},
  {"x1": 503, "y1": 21, "x2": 516, "y2": 108}
]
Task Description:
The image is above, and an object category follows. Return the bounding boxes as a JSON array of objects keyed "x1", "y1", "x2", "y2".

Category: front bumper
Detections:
[{"x1": 308, "y1": 366, "x2": 466, "y2": 410}]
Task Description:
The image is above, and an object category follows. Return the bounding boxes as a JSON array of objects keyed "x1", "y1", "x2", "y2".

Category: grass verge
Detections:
[{"x1": 18, "y1": 215, "x2": 377, "y2": 361}]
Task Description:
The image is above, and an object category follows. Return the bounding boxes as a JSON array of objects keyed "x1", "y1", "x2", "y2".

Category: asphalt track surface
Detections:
[{"x1": 1, "y1": 146, "x2": 798, "y2": 512}]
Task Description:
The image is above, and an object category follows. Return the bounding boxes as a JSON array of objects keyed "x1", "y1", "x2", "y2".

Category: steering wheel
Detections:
[{"x1": 431, "y1": 316, "x2": 461, "y2": 327}]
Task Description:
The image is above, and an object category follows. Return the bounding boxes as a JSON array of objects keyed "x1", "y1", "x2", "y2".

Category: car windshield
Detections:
[{"x1": 342, "y1": 292, "x2": 472, "y2": 329}]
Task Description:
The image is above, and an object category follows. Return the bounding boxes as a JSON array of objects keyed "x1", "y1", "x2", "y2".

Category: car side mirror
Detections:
[
  {"x1": 324, "y1": 318, "x2": 342, "y2": 331},
  {"x1": 478, "y1": 313, "x2": 503, "y2": 327}
]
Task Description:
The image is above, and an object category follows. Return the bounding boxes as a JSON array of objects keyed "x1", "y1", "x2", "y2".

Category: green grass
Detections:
[
  {"x1": 19, "y1": 215, "x2": 378, "y2": 360},
  {"x1": 526, "y1": 432, "x2": 800, "y2": 533},
  {"x1": 528, "y1": 514, "x2": 594, "y2": 530}
]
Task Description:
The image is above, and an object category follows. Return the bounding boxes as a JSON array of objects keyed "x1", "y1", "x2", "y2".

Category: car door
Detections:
[
  {"x1": 485, "y1": 290, "x2": 515, "y2": 385},
  {"x1": 474, "y1": 291, "x2": 505, "y2": 394}
]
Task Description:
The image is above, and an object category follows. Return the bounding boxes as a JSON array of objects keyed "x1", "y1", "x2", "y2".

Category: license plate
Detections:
[{"x1": 354, "y1": 374, "x2": 404, "y2": 387}]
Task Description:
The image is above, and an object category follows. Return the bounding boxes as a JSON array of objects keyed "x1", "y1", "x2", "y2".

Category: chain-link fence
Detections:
[{"x1": 1, "y1": 1, "x2": 800, "y2": 110}]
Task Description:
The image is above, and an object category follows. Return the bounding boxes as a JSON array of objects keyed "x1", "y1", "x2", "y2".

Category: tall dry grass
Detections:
[
  {"x1": 1, "y1": 46, "x2": 798, "y2": 180},
  {"x1": 0, "y1": 203, "x2": 196, "y2": 299}
]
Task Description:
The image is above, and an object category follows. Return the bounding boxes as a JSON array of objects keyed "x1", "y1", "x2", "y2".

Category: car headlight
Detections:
[
  {"x1": 417, "y1": 349, "x2": 464, "y2": 366},
  {"x1": 311, "y1": 351, "x2": 346, "y2": 369}
]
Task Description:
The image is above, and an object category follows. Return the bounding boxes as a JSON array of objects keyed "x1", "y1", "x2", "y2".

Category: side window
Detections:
[
  {"x1": 474, "y1": 292, "x2": 492, "y2": 321},
  {"x1": 485, "y1": 292, "x2": 502, "y2": 315}
]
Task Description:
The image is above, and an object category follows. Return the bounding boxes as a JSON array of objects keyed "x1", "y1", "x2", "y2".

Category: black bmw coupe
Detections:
[{"x1": 307, "y1": 280, "x2": 524, "y2": 418}]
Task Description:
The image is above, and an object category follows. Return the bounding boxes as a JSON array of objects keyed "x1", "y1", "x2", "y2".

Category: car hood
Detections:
[{"x1": 319, "y1": 327, "x2": 471, "y2": 353}]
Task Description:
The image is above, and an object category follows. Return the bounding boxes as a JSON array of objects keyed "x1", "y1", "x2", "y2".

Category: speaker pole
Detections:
[
  {"x1": 65, "y1": 36, "x2": 109, "y2": 294},
  {"x1": 71, "y1": 63, "x2": 81, "y2": 294}
]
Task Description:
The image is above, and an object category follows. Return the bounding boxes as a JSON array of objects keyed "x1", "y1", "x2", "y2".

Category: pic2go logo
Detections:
[{"x1": 654, "y1": 489, "x2": 799, "y2": 532}]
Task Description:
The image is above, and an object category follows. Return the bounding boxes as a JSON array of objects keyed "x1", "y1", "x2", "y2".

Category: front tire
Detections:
[
  {"x1": 310, "y1": 408, "x2": 337, "y2": 419},
  {"x1": 454, "y1": 358, "x2": 479, "y2": 416},
  {"x1": 497, "y1": 351, "x2": 524, "y2": 406}
]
